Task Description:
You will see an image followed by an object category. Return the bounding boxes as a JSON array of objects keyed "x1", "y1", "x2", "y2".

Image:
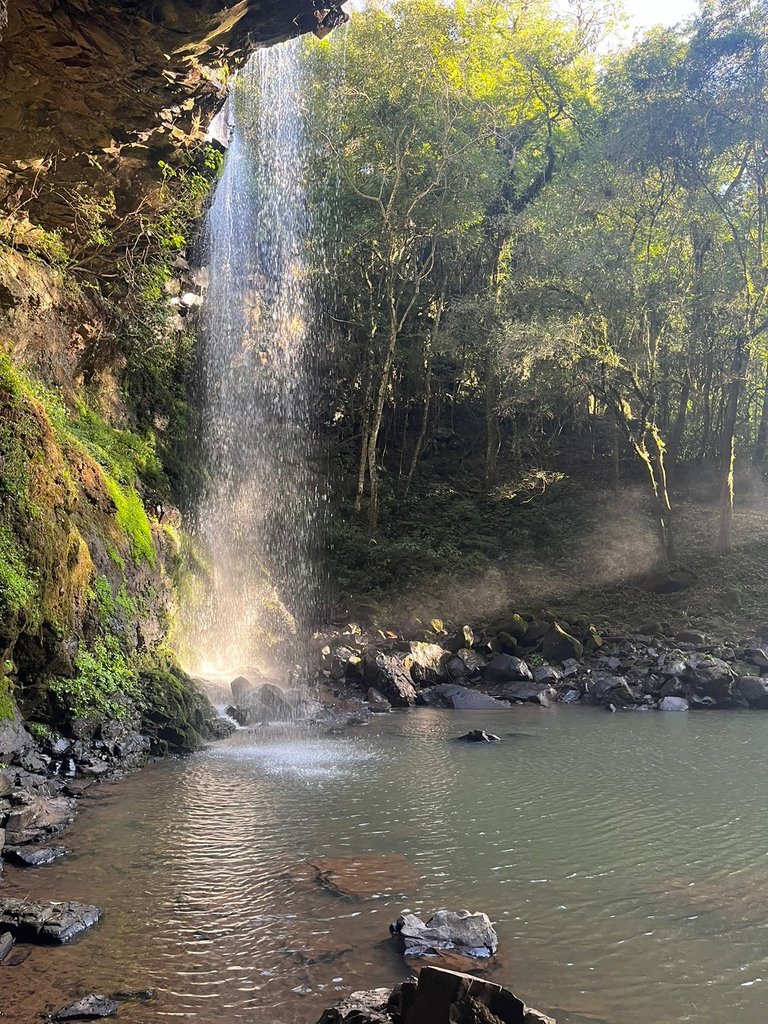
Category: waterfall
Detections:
[{"x1": 188, "y1": 40, "x2": 324, "y2": 679}]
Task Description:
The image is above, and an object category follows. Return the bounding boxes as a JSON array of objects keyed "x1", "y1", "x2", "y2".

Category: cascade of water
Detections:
[{"x1": 188, "y1": 40, "x2": 324, "y2": 680}]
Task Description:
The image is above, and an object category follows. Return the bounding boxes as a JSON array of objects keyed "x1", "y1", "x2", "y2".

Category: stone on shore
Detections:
[
  {"x1": 484, "y1": 654, "x2": 533, "y2": 683},
  {"x1": 491, "y1": 681, "x2": 556, "y2": 706},
  {"x1": 737, "y1": 676, "x2": 768, "y2": 708},
  {"x1": 422, "y1": 684, "x2": 510, "y2": 710},
  {"x1": 0, "y1": 897, "x2": 101, "y2": 944},
  {"x1": 542, "y1": 624, "x2": 583, "y2": 662},
  {"x1": 54, "y1": 994, "x2": 118, "y2": 1020},
  {"x1": 4, "y1": 791, "x2": 74, "y2": 845},
  {"x1": 366, "y1": 687, "x2": 392, "y2": 713},
  {"x1": 659, "y1": 696, "x2": 689, "y2": 711},
  {"x1": 390, "y1": 910, "x2": 498, "y2": 960},
  {"x1": 364, "y1": 652, "x2": 418, "y2": 707}
]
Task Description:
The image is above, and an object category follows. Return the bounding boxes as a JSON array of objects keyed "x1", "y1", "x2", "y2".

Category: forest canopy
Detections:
[{"x1": 303, "y1": 0, "x2": 768, "y2": 584}]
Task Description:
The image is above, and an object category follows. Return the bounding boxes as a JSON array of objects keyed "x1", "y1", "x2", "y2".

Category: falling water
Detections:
[{"x1": 188, "y1": 41, "x2": 324, "y2": 678}]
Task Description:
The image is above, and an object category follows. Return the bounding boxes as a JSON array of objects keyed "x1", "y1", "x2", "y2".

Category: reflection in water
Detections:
[{"x1": 4, "y1": 708, "x2": 768, "y2": 1023}]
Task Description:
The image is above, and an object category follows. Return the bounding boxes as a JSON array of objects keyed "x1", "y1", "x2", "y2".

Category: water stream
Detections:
[{"x1": 4, "y1": 708, "x2": 768, "y2": 1023}]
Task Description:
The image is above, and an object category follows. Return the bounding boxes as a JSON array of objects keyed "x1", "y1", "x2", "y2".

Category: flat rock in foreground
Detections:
[
  {"x1": 0, "y1": 898, "x2": 101, "y2": 944},
  {"x1": 315, "y1": 966, "x2": 554, "y2": 1024}
]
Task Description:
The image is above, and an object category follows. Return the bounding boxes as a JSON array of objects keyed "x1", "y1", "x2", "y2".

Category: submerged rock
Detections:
[
  {"x1": 0, "y1": 898, "x2": 101, "y2": 944},
  {"x1": 287, "y1": 853, "x2": 412, "y2": 900},
  {"x1": 54, "y1": 994, "x2": 118, "y2": 1020},
  {"x1": 4, "y1": 791, "x2": 74, "y2": 845},
  {"x1": 0, "y1": 930, "x2": 14, "y2": 963},
  {"x1": 390, "y1": 910, "x2": 498, "y2": 960}
]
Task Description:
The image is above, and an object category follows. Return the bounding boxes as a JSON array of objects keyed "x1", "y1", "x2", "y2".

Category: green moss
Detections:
[
  {"x1": 104, "y1": 475, "x2": 156, "y2": 567},
  {"x1": 0, "y1": 522, "x2": 38, "y2": 615},
  {"x1": 27, "y1": 721, "x2": 54, "y2": 741},
  {"x1": 0, "y1": 677, "x2": 14, "y2": 721}
]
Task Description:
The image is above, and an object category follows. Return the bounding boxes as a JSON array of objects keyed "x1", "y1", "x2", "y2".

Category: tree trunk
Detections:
[
  {"x1": 753, "y1": 359, "x2": 768, "y2": 470},
  {"x1": 483, "y1": 349, "x2": 500, "y2": 492},
  {"x1": 717, "y1": 333, "x2": 749, "y2": 552},
  {"x1": 667, "y1": 370, "x2": 691, "y2": 488},
  {"x1": 367, "y1": 306, "x2": 399, "y2": 533},
  {"x1": 404, "y1": 299, "x2": 442, "y2": 497}
]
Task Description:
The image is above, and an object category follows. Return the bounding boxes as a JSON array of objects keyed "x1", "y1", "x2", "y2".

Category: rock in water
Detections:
[
  {"x1": 659, "y1": 696, "x2": 689, "y2": 711},
  {"x1": 0, "y1": 931, "x2": 14, "y2": 963},
  {"x1": 3, "y1": 845, "x2": 68, "y2": 867},
  {"x1": 457, "y1": 730, "x2": 501, "y2": 743},
  {"x1": 390, "y1": 910, "x2": 498, "y2": 960},
  {"x1": 54, "y1": 994, "x2": 118, "y2": 1020},
  {"x1": 0, "y1": 898, "x2": 101, "y2": 944},
  {"x1": 316, "y1": 988, "x2": 393, "y2": 1024},
  {"x1": 315, "y1": 968, "x2": 555, "y2": 1024},
  {"x1": 424, "y1": 684, "x2": 510, "y2": 710},
  {"x1": 366, "y1": 687, "x2": 392, "y2": 713}
]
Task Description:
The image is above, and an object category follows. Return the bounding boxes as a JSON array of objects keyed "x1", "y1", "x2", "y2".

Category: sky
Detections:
[{"x1": 623, "y1": 0, "x2": 698, "y2": 28}]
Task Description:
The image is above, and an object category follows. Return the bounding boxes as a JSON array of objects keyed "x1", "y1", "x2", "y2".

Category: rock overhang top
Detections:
[{"x1": 0, "y1": 0, "x2": 348, "y2": 227}]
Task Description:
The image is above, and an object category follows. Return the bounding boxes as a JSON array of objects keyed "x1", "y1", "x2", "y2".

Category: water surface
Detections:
[{"x1": 4, "y1": 707, "x2": 768, "y2": 1023}]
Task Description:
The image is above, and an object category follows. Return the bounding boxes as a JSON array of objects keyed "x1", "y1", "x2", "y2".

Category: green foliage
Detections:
[
  {"x1": 0, "y1": 522, "x2": 37, "y2": 615},
  {"x1": 50, "y1": 635, "x2": 144, "y2": 721},
  {"x1": 27, "y1": 721, "x2": 54, "y2": 741}
]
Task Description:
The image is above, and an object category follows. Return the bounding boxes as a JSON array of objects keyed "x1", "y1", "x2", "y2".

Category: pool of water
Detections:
[{"x1": 4, "y1": 706, "x2": 768, "y2": 1023}]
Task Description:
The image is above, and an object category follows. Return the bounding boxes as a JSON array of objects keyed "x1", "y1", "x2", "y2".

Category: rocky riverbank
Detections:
[{"x1": 306, "y1": 613, "x2": 768, "y2": 717}]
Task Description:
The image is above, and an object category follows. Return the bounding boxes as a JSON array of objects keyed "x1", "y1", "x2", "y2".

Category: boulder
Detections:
[
  {"x1": 3, "y1": 844, "x2": 68, "y2": 867},
  {"x1": 484, "y1": 655, "x2": 533, "y2": 683},
  {"x1": 390, "y1": 910, "x2": 498, "y2": 960},
  {"x1": 522, "y1": 620, "x2": 549, "y2": 646},
  {"x1": 590, "y1": 673, "x2": 637, "y2": 708},
  {"x1": 684, "y1": 656, "x2": 740, "y2": 707},
  {"x1": 737, "y1": 676, "x2": 768, "y2": 708},
  {"x1": 54, "y1": 994, "x2": 118, "y2": 1020},
  {"x1": 0, "y1": 702, "x2": 32, "y2": 760},
  {"x1": 494, "y1": 614, "x2": 528, "y2": 641},
  {"x1": 398, "y1": 966, "x2": 530, "y2": 1024},
  {"x1": 424, "y1": 684, "x2": 510, "y2": 710},
  {"x1": 364, "y1": 653, "x2": 418, "y2": 707},
  {"x1": 493, "y1": 682, "x2": 555, "y2": 706},
  {"x1": 408, "y1": 642, "x2": 449, "y2": 684},
  {"x1": 0, "y1": 931, "x2": 13, "y2": 963},
  {"x1": 0, "y1": 898, "x2": 101, "y2": 944},
  {"x1": 457, "y1": 730, "x2": 501, "y2": 743},
  {"x1": 532, "y1": 664, "x2": 562, "y2": 685},
  {"x1": 542, "y1": 624, "x2": 583, "y2": 662},
  {"x1": 659, "y1": 696, "x2": 689, "y2": 712},
  {"x1": 316, "y1": 989, "x2": 392, "y2": 1024},
  {"x1": 4, "y1": 792, "x2": 74, "y2": 845},
  {"x1": 456, "y1": 648, "x2": 486, "y2": 676},
  {"x1": 230, "y1": 675, "x2": 260, "y2": 704},
  {"x1": 443, "y1": 626, "x2": 476, "y2": 654},
  {"x1": 366, "y1": 688, "x2": 392, "y2": 713},
  {"x1": 677, "y1": 629, "x2": 706, "y2": 645}
]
